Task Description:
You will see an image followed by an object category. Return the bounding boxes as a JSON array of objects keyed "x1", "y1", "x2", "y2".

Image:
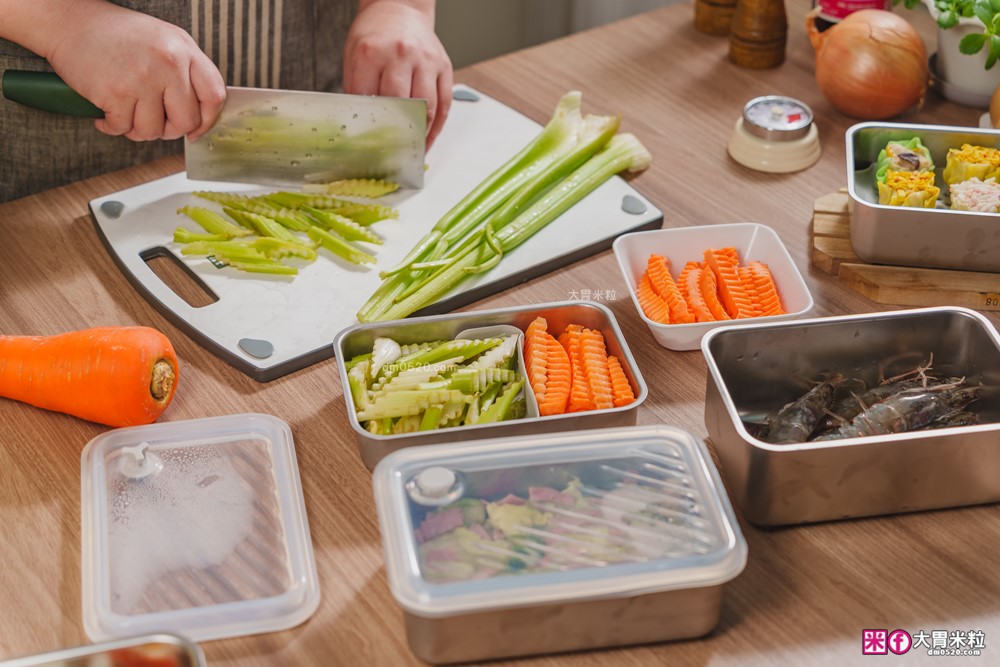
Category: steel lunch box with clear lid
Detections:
[
  {"x1": 335, "y1": 301, "x2": 648, "y2": 471},
  {"x1": 372, "y1": 425, "x2": 748, "y2": 664}
]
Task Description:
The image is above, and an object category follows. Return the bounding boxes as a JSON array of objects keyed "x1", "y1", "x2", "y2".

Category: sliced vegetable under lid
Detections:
[{"x1": 373, "y1": 425, "x2": 747, "y2": 618}]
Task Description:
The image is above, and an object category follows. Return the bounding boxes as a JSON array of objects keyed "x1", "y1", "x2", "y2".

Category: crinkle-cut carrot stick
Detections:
[
  {"x1": 538, "y1": 334, "x2": 571, "y2": 416},
  {"x1": 721, "y1": 246, "x2": 741, "y2": 265},
  {"x1": 636, "y1": 271, "x2": 671, "y2": 323},
  {"x1": 676, "y1": 261, "x2": 700, "y2": 300},
  {"x1": 739, "y1": 266, "x2": 766, "y2": 317},
  {"x1": 606, "y1": 355, "x2": 635, "y2": 407},
  {"x1": 647, "y1": 255, "x2": 695, "y2": 324},
  {"x1": 683, "y1": 267, "x2": 716, "y2": 322},
  {"x1": 700, "y1": 266, "x2": 731, "y2": 321},
  {"x1": 703, "y1": 248, "x2": 754, "y2": 319},
  {"x1": 580, "y1": 328, "x2": 614, "y2": 410},
  {"x1": 559, "y1": 325, "x2": 596, "y2": 412},
  {"x1": 524, "y1": 317, "x2": 549, "y2": 403},
  {"x1": 745, "y1": 261, "x2": 785, "y2": 316}
]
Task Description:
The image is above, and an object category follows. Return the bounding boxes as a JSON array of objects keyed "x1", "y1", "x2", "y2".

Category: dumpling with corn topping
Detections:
[
  {"x1": 877, "y1": 169, "x2": 940, "y2": 208},
  {"x1": 876, "y1": 138, "x2": 934, "y2": 184},
  {"x1": 943, "y1": 144, "x2": 1000, "y2": 185}
]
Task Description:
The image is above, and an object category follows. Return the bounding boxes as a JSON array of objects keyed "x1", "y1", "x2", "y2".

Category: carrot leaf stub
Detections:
[{"x1": 0, "y1": 326, "x2": 179, "y2": 427}]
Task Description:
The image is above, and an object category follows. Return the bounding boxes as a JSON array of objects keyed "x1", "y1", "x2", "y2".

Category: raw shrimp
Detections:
[
  {"x1": 764, "y1": 374, "x2": 845, "y2": 444},
  {"x1": 813, "y1": 384, "x2": 981, "y2": 441},
  {"x1": 925, "y1": 410, "x2": 979, "y2": 429}
]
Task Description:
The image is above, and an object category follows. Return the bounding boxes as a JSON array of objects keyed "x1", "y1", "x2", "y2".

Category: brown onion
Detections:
[{"x1": 807, "y1": 8, "x2": 928, "y2": 120}]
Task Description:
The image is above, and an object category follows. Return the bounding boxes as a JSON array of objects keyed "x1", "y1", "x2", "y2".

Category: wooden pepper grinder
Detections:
[
  {"x1": 694, "y1": 0, "x2": 738, "y2": 36},
  {"x1": 729, "y1": 0, "x2": 787, "y2": 69}
]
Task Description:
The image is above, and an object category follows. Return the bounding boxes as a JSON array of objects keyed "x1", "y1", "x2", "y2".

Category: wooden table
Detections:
[{"x1": 2, "y1": 1, "x2": 997, "y2": 665}]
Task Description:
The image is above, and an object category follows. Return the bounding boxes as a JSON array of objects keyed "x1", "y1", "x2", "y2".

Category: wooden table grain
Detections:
[{"x1": 2, "y1": 1, "x2": 997, "y2": 665}]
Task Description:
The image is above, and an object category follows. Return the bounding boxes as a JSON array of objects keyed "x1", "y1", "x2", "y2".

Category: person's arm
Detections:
[
  {"x1": 0, "y1": 0, "x2": 225, "y2": 141},
  {"x1": 344, "y1": 0, "x2": 453, "y2": 148}
]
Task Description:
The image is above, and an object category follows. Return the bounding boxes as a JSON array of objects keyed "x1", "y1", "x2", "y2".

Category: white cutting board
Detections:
[{"x1": 89, "y1": 86, "x2": 662, "y2": 381}]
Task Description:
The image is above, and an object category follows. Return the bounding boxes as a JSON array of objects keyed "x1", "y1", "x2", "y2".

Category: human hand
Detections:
[
  {"x1": 45, "y1": 2, "x2": 225, "y2": 141},
  {"x1": 344, "y1": 0, "x2": 453, "y2": 149}
]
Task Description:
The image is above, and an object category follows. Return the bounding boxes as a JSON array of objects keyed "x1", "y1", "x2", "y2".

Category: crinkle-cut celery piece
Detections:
[
  {"x1": 421, "y1": 368, "x2": 519, "y2": 394},
  {"x1": 173, "y1": 227, "x2": 228, "y2": 244},
  {"x1": 348, "y1": 361, "x2": 371, "y2": 411},
  {"x1": 181, "y1": 240, "x2": 269, "y2": 262},
  {"x1": 392, "y1": 414, "x2": 423, "y2": 434},
  {"x1": 264, "y1": 191, "x2": 354, "y2": 210},
  {"x1": 302, "y1": 205, "x2": 384, "y2": 245},
  {"x1": 178, "y1": 206, "x2": 252, "y2": 239},
  {"x1": 371, "y1": 362, "x2": 457, "y2": 396},
  {"x1": 300, "y1": 178, "x2": 401, "y2": 198},
  {"x1": 223, "y1": 207, "x2": 301, "y2": 243},
  {"x1": 478, "y1": 379, "x2": 525, "y2": 423},
  {"x1": 466, "y1": 335, "x2": 518, "y2": 370},
  {"x1": 252, "y1": 237, "x2": 318, "y2": 261},
  {"x1": 419, "y1": 405, "x2": 444, "y2": 431},
  {"x1": 306, "y1": 226, "x2": 376, "y2": 265},
  {"x1": 345, "y1": 352, "x2": 373, "y2": 372},
  {"x1": 375, "y1": 133, "x2": 652, "y2": 321},
  {"x1": 331, "y1": 203, "x2": 399, "y2": 226},
  {"x1": 394, "y1": 337, "x2": 503, "y2": 369}
]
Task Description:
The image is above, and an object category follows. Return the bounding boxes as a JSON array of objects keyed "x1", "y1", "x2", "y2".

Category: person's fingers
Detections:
[
  {"x1": 162, "y1": 78, "x2": 201, "y2": 140},
  {"x1": 379, "y1": 59, "x2": 414, "y2": 99},
  {"x1": 125, "y1": 94, "x2": 167, "y2": 141},
  {"x1": 346, "y1": 49, "x2": 381, "y2": 96},
  {"x1": 94, "y1": 98, "x2": 137, "y2": 137},
  {"x1": 410, "y1": 66, "x2": 437, "y2": 137},
  {"x1": 187, "y1": 54, "x2": 226, "y2": 140},
  {"x1": 427, "y1": 65, "x2": 453, "y2": 150}
]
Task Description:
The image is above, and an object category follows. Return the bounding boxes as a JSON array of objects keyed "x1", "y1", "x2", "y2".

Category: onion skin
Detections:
[{"x1": 808, "y1": 9, "x2": 928, "y2": 120}]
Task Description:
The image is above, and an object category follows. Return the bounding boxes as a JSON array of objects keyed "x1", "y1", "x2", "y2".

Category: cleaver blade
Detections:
[{"x1": 185, "y1": 86, "x2": 427, "y2": 189}]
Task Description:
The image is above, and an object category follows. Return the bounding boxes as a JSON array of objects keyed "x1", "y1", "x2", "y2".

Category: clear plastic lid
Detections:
[
  {"x1": 81, "y1": 414, "x2": 320, "y2": 642},
  {"x1": 373, "y1": 425, "x2": 747, "y2": 618}
]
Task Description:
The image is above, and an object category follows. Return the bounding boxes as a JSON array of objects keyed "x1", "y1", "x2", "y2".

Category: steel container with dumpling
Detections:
[
  {"x1": 847, "y1": 122, "x2": 1000, "y2": 273},
  {"x1": 702, "y1": 306, "x2": 1000, "y2": 526},
  {"x1": 334, "y1": 301, "x2": 647, "y2": 471}
]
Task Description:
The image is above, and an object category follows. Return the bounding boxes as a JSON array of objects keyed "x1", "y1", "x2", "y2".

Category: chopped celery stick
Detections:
[
  {"x1": 357, "y1": 389, "x2": 472, "y2": 421},
  {"x1": 419, "y1": 405, "x2": 443, "y2": 431},
  {"x1": 371, "y1": 363, "x2": 455, "y2": 396},
  {"x1": 464, "y1": 399, "x2": 481, "y2": 426},
  {"x1": 307, "y1": 226, "x2": 376, "y2": 265},
  {"x1": 507, "y1": 397, "x2": 527, "y2": 421},
  {"x1": 365, "y1": 420, "x2": 383, "y2": 434},
  {"x1": 392, "y1": 415, "x2": 422, "y2": 434},
  {"x1": 478, "y1": 380, "x2": 524, "y2": 423},
  {"x1": 345, "y1": 352, "x2": 373, "y2": 372},
  {"x1": 301, "y1": 178, "x2": 400, "y2": 198},
  {"x1": 373, "y1": 357, "x2": 462, "y2": 389},
  {"x1": 223, "y1": 207, "x2": 300, "y2": 243},
  {"x1": 181, "y1": 240, "x2": 268, "y2": 262},
  {"x1": 302, "y1": 205, "x2": 384, "y2": 245},
  {"x1": 252, "y1": 237, "x2": 318, "y2": 261},
  {"x1": 420, "y1": 368, "x2": 517, "y2": 394},
  {"x1": 228, "y1": 261, "x2": 298, "y2": 275},
  {"x1": 348, "y1": 361, "x2": 371, "y2": 412},
  {"x1": 264, "y1": 192, "x2": 351, "y2": 210},
  {"x1": 478, "y1": 381, "x2": 503, "y2": 413},
  {"x1": 380, "y1": 418, "x2": 394, "y2": 433},
  {"x1": 395, "y1": 338, "x2": 502, "y2": 368},
  {"x1": 173, "y1": 227, "x2": 227, "y2": 244},
  {"x1": 177, "y1": 206, "x2": 252, "y2": 239}
]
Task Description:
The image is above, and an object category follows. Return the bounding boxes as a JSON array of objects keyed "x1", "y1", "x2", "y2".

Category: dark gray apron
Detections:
[{"x1": 0, "y1": 1, "x2": 354, "y2": 203}]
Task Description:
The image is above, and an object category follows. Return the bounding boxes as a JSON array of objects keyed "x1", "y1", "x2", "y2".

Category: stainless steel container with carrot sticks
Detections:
[
  {"x1": 334, "y1": 301, "x2": 648, "y2": 472},
  {"x1": 847, "y1": 122, "x2": 1000, "y2": 273},
  {"x1": 702, "y1": 307, "x2": 1000, "y2": 526}
]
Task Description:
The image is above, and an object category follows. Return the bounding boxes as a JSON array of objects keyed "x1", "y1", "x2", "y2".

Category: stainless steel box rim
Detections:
[{"x1": 373, "y1": 425, "x2": 748, "y2": 619}]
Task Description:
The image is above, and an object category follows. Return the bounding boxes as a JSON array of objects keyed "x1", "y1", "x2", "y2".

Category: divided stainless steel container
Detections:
[
  {"x1": 702, "y1": 307, "x2": 1000, "y2": 526},
  {"x1": 334, "y1": 301, "x2": 647, "y2": 471},
  {"x1": 373, "y1": 425, "x2": 748, "y2": 664},
  {"x1": 846, "y1": 122, "x2": 1000, "y2": 273}
]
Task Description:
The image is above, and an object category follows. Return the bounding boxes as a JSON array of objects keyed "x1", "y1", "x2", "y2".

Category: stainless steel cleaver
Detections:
[{"x1": 1, "y1": 70, "x2": 427, "y2": 188}]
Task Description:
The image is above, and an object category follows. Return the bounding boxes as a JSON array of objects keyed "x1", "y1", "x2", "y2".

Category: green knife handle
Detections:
[{"x1": 1, "y1": 70, "x2": 104, "y2": 118}]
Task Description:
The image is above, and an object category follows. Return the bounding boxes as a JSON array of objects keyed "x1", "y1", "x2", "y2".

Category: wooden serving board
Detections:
[{"x1": 811, "y1": 190, "x2": 1000, "y2": 311}]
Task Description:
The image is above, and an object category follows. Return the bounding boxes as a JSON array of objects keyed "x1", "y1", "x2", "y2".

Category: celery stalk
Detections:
[
  {"x1": 375, "y1": 133, "x2": 651, "y2": 321},
  {"x1": 178, "y1": 206, "x2": 252, "y2": 239}
]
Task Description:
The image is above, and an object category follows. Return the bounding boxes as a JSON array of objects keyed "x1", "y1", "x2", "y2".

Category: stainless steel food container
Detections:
[
  {"x1": 846, "y1": 121, "x2": 1000, "y2": 273},
  {"x1": 373, "y1": 425, "x2": 748, "y2": 664},
  {"x1": 0, "y1": 633, "x2": 205, "y2": 667},
  {"x1": 702, "y1": 306, "x2": 1000, "y2": 526},
  {"x1": 334, "y1": 301, "x2": 647, "y2": 471}
]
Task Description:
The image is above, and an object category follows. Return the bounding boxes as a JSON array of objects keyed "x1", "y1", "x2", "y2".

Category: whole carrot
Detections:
[{"x1": 0, "y1": 326, "x2": 179, "y2": 427}]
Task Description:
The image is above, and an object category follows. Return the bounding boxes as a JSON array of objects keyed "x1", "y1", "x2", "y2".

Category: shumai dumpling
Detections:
[{"x1": 877, "y1": 169, "x2": 940, "y2": 208}]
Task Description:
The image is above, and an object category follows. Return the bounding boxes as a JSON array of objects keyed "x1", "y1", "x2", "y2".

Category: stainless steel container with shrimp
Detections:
[
  {"x1": 334, "y1": 301, "x2": 647, "y2": 472},
  {"x1": 702, "y1": 307, "x2": 1000, "y2": 526},
  {"x1": 847, "y1": 122, "x2": 1000, "y2": 273}
]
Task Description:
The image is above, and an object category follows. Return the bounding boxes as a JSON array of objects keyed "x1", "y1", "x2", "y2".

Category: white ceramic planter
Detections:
[{"x1": 923, "y1": 0, "x2": 1000, "y2": 103}]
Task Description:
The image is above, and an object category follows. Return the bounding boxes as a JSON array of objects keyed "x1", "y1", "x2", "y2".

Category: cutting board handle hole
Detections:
[{"x1": 140, "y1": 247, "x2": 219, "y2": 309}]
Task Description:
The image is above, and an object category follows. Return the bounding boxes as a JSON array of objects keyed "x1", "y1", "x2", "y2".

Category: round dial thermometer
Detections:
[{"x1": 727, "y1": 94, "x2": 821, "y2": 173}]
